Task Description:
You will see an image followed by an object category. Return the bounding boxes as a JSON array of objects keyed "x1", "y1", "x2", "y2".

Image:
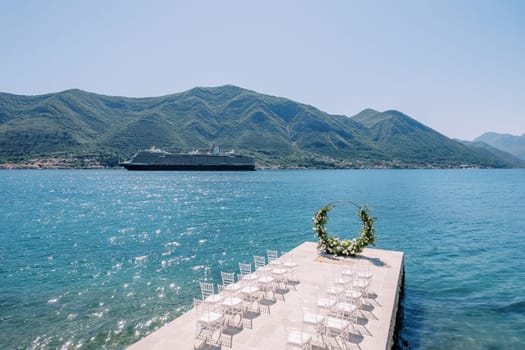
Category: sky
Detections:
[{"x1": 1, "y1": 0, "x2": 523, "y2": 140}]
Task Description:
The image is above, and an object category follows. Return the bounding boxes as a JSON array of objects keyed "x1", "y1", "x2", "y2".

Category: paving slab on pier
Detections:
[{"x1": 128, "y1": 242, "x2": 404, "y2": 350}]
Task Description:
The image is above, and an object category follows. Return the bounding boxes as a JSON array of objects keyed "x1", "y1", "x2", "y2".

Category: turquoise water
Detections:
[{"x1": 1, "y1": 169, "x2": 524, "y2": 349}]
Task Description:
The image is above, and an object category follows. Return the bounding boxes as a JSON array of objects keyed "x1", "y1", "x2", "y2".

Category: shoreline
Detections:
[{"x1": 0, "y1": 163, "x2": 506, "y2": 170}]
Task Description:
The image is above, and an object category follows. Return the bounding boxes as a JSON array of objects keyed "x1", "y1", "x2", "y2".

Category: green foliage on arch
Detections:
[{"x1": 313, "y1": 201, "x2": 376, "y2": 256}]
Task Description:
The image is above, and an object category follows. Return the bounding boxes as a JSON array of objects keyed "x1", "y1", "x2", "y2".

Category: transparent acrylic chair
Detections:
[
  {"x1": 334, "y1": 298, "x2": 358, "y2": 333},
  {"x1": 322, "y1": 306, "x2": 350, "y2": 350},
  {"x1": 194, "y1": 298, "x2": 224, "y2": 346},
  {"x1": 254, "y1": 255, "x2": 272, "y2": 273},
  {"x1": 238, "y1": 263, "x2": 261, "y2": 312},
  {"x1": 354, "y1": 263, "x2": 372, "y2": 303},
  {"x1": 239, "y1": 262, "x2": 259, "y2": 283},
  {"x1": 352, "y1": 275, "x2": 370, "y2": 300},
  {"x1": 252, "y1": 256, "x2": 274, "y2": 300},
  {"x1": 340, "y1": 260, "x2": 356, "y2": 279},
  {"x1": 300, "y1": 298, "x2": 325, "y2": 346},
  {"x1": 221, "y1": 271, "x2": 242, "y2": 295},
  {"x1": 267, "y1": 249, "x2": 281, "y2": 266},
  {"x1": 199, "y1": 281, "x2": 223, "y2": 310},
  {"x1": 271, "y1": 263, "x2": 289, "y2": 292},
  {"x1": 218, "y1": 284, "x2": 244, "y2": 327},
  {"x1": 282, "y1": 251, "x2": 299, "y2": 284},
  {"x1": 324, "y1": 274, "x2": 345, "y2": 301},
  {"x1": 283, "y1": 317, "x2": 313, "y2": 350},
  {"x1": 315, "y1": 284, "x2": 337, "y2": 316},
  {"x1": 356, "y1": 262, "x2": 372, "y2": 280},
  {"x1": 333, "y1": 265, "x2": 352, "y2": 289}
]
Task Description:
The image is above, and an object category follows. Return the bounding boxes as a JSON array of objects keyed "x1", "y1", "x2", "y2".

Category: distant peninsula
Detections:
[{"x1": 1, "y1": 85, "x2": 524, "y2": 169}]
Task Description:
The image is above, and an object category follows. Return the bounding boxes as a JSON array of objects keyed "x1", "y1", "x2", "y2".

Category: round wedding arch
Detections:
[{"x1": 313, "y1": 200, "x2": 376, "y2": 256}]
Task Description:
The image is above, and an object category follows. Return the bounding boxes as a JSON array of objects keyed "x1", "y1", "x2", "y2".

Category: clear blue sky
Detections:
[{"x1": 1, "y1": 0, "x2": 523, "y2": 140}]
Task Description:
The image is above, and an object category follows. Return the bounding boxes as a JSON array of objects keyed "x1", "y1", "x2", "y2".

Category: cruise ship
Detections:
[{"x1": 120, "y1": 146, "x2": 256, "y2": 171}]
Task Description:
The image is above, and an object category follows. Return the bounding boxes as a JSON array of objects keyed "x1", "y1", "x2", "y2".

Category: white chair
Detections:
[
  {"x1": 194, "y1": 298, "x2": 224, "y2": 345},
  {"x1": 239, "y1": 262, "x2": 259, "y2": 283},
  {"x1": 199, "y1": 281, "x2": 223, "y2": 310},
  {"x1": 239, "y1": 283, "x2": 260, "y2": 310},
  {"x1": 218, "y1": 284, "x2": 244, "y2": 327},
  {"x1": 267, "y1": 249, "x2": 281, "y2": 266},
  {"x1": 272, "y1": 265, "x2": 289, "y2": 291},
  {"x1": 254, "y1": 255, "x2": 276, "y2": 299},
  {"x1": 281, "y1": 251, "x2": 299, "y2": 285},
  {"x1": 254, "y1": 255, "x2": 272, "y2": 273},
  {"x1": 283, "y1": 317, "x2": 313, "y2": 350},
  {"x1": 258, "y1": 274, "x2": 276, "y2": 300},
  {"x1": 238, "y1": 266, "x2": 261, "y2": 312},
  {"x1": 221, "y1": 271, "x2": 242, "y2": 294}
]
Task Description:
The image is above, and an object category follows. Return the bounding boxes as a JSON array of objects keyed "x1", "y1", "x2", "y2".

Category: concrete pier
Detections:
[{"x1": 128, "y1": 242, "x2": 404, "y2": 349}]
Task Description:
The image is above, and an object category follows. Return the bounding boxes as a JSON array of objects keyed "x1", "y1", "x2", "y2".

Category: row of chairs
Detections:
[
  {"x1": 194, "y1": 250, "x2": 299, "y2": 347},
  {"x1": 285, "y1": 263, "x2": 373, "y2": 349}
]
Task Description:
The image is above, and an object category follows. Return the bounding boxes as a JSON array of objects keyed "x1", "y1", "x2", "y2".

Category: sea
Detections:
[{"x1": 1, "y1": 169, "x2": 524, "y2": 349}]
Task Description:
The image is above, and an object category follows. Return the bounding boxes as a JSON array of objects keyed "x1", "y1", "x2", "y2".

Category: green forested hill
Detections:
[
  {"x1": 0, "y1": 85, "x2": 522, "y2": 168},
  {"x1": 351, "y1": 109, "x2": 525, "y2": 167}
]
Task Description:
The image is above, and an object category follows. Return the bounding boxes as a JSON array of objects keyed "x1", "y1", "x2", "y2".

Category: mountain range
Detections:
[
  {"x1": 0, "y1": 85, "x2": 523, "y2": 168},
  {"x1": 474, "y1": 132, "x2": 525, "y2": 161}
]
